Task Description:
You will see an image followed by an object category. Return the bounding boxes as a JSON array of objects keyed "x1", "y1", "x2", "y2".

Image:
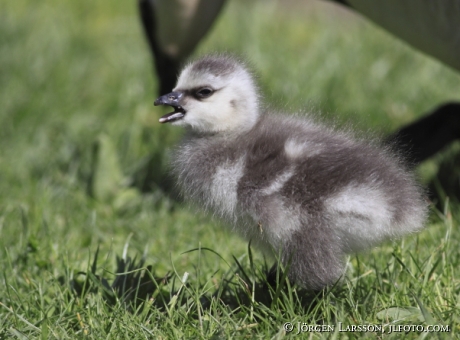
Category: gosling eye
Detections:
[{"x1": 195, "y1": 87, "x2": 214, "y2": 99}]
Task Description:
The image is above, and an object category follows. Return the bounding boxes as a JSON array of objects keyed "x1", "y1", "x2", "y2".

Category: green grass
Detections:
[{"x1": 1, "y1": 0, "x2": 460, "y2": 338}]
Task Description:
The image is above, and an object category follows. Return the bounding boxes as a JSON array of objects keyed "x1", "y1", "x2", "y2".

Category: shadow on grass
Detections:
[
  {"x1": 64, "y1": 246, "x2": 170, "y2": 312},
  {"x1": 63, "y1": 245, "x2": 343, "y2": 321}
]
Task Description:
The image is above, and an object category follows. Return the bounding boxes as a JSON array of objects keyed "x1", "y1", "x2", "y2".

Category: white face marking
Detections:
[
  {"x1": 284, "y1": 139, "x2": 322, "y2": 159},
  {"x1": 171, "y1": 63, "x2": 260, "y2": 134},
  {"x1": 261, "y1": 168, "x2": 294, "y2": 196},
  {"x1": 209, "y1": 156, "x2": 245, "y2": 218},
  {"x1": 325, "y1": 184, "x2": 393, "y2": 250}
]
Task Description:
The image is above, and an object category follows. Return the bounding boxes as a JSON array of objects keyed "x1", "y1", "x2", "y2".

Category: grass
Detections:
[{"x1": 1, "y1": 0, "x2": 460, "y2": 338}]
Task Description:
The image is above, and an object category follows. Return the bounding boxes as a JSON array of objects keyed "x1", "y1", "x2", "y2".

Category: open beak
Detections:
[{"x1": 154, "y1": 91, "x2": 186, "y2": 123}]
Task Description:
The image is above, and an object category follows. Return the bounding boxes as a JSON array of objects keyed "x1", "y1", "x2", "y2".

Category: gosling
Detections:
[{"x1": 154, "y1": 54, "x2": 427, "y2": 290}]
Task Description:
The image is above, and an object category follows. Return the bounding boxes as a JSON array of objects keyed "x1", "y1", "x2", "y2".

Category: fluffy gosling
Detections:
[{"x1": 154, "y1": 54, "x2": 427, "y2": 290}]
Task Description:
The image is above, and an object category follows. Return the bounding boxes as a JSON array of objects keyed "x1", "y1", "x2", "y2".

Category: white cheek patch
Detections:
[
  {"x1": 209, "y1": 156, "x2": 246, "y2": 218},
  {"x1": 261, "y1": 168, "x2": 294, "y2": 196},
  {"x1": 180, "y1": 99, "x2": 215, "y2": 131},
  {"x1": 325, "y1": 184, "x2": 394, "y2": 249},
  {"x1": 284, "y1": 139, "x2": 322, "y2": 159},
  {"x1": 180, "y1": 90, "x2": 254, "y2": 133}
]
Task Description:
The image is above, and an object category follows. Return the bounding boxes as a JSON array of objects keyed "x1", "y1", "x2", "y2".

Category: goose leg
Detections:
[
  {"x1": 385, "y1": 102, "x2": 460, "y2": 165},
  {"x1": 138, "y1": 0, "x2": 227, "y2": 95}
]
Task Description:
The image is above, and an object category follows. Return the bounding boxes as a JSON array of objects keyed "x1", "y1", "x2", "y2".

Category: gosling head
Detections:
[{"x1": 155, "y1": 54, "x2": 261, "y2": 134}]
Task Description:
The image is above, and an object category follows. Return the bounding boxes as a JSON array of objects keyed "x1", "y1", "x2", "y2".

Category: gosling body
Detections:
[{"x1": 155, "y1": 54, "x2": 427, "y2": 290}]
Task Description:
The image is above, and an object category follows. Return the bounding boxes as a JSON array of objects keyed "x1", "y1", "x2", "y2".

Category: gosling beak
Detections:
[{"x1": 154, "y1": 91, "x2": 186, "y2": 123}]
